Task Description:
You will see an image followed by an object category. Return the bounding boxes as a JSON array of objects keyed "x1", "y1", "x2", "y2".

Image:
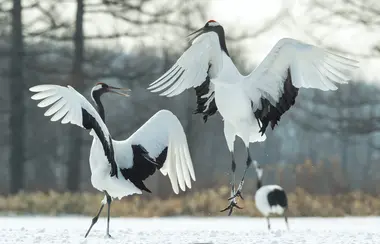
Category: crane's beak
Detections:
[
  {"x1": 187, "y1": 27, "x2": 206, "y2": 42},
  {"x1": 107, "y1": 86, "x2": 131, "y2": 97}
]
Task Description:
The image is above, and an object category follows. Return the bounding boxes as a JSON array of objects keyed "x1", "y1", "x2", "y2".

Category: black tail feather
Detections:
[{"x1": 120, "y1": 145, "x2": 168, "y2": 193}]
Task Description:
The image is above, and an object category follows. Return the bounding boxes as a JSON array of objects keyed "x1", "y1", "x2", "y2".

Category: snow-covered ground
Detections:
[{"x1": 0, "y1": 216, "x2": 379, "y2": 244}]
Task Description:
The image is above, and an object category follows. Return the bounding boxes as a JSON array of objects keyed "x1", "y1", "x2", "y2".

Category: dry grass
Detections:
[{"x1": 0, "y1": 187, "x2": 379, "y2": 217}]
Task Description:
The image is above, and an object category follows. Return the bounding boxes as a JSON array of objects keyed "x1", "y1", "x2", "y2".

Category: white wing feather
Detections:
[
  {"x1": 29, "y1": 84, "x2": 110, "y2": 141},
  {"x1": 113, "y1": 110, "x2": 196, "y2": 194},
  {"x1": 148, "y1": 32, "x2": 223, "y2": 97},
  {"x1": 244, "y1": 38, "x2": 359, "y2": 105}
]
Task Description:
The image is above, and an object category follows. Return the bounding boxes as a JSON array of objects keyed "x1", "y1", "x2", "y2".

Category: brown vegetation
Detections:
[{"x1": 0, "y1": 187, "x2": 379, "y2": 217}]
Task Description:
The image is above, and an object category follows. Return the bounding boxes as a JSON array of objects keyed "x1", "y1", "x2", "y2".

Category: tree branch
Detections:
[
  {"x1": 298, "y1": 0, "x2": 380, "y2": 58},
  {"x1": 227, "y1": 7, "x2": 289, "y2": 42}
]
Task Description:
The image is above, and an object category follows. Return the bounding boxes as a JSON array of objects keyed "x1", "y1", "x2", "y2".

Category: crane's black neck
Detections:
[
  {"x1": 214, "y1": 27, "x2": 230, "y2": 57},
  {"x1": 257, "y1": 178, "x2": 262, "y2": 190},
  {"x1": 92, "y1": 91, "x2": 106, "y2": 123}
]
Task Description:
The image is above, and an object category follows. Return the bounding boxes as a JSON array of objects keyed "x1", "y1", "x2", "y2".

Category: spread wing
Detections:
[
  {"x1": 243, "y1": 38, "x2": 359, "y2": 134},
  {"x1": 113, "y1": 110, "x2": 196, "y2": 194},
  {"x1": 29, "y1": 84, "x2": 118, "y2": 177},
  {"x1": 148, "y1": 32, "x2": 223, "y2": 121}
]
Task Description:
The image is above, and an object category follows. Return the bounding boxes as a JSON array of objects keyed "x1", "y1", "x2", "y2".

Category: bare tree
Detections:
[
  {"x1": 66, "y1": 0, "x2": 85, "y2": 192},
  {"x1": 289, "y1": 80, "x2": 380, "y2": 185},
  {"x1": 290, "y1": 0, "x2": 379, "y2": 58},
  {"x1": 21, "y1": 0, "x2": 215, "y2": 192},
  {"x1": 0, "y1": 0, "x2": 315, "y2": 194},
  {"x1": 8, "y1": 0, "x2": 25, "y2": 193}
]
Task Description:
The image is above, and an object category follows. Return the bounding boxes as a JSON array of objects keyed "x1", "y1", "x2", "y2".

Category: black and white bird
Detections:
[
  {"x1": 253, "y1": 161, "x2": 288, "y2": 230},
  {"x1": 29, "y1": 82, "x2": 196, "y2": 238},
  {"x1": 147, "y1": 19, "x2": 359, "y2": 214}
]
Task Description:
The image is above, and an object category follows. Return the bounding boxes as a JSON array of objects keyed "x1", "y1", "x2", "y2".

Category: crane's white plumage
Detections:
[
  {"x1": 149, "y1": 34, "x2": 358, "y2": 147},
  {"x1": 149, "y1": 32, "x2": 222, "y2": 97},
  {"x1": 244, "y1": 38, "x2": 358, "y2": 110},
  {"x1": 30, "y1": 84, "x2": 111, "y2": 142},
  {"x1": 147, "y1": 21, "x2": 359, "y2": 214},
  {"x1": 113, "y1": 110, "x2": 195, "y2": 195},
  {"x1": 255, "y1": 185, "x2": 286, "y2": 216},
  {"x1": 149, "y1": 34, "x2": 357, "y2": 115},
  {"x1": 30, "y1": 83, "x2": 196, "y2": 237},
  {"x1": 30, "y1": 84, "x2": 195, "y2": 198}
]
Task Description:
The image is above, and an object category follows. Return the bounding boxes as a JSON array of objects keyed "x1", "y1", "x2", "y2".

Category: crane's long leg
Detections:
[
  {"x1": 105, "y1": 191, "x2": 113, "y2": 238},
  {"x1": 85, "y1": 196, "x2": 106, "y2": 238},
  {"x1": 267, "y1": 217, "x2": 271, "y2": 230},
  {"x1": 229, "y1": 147, "x2": 252, "y2": 201},
  {"x1": 284, "y1": 212, "x2": 289, "y2": 230},
  {"x1": 230, "y1": 152, "x2": 236, "y2": 196},
  {"x1": 220, "y1": 152, "x2": 242, "y2": 215}
]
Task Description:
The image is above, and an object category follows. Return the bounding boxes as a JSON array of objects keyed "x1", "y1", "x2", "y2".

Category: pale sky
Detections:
[
  {"x1": 24, "y1": 0, "x2": 378, "y2": 82},
  {"x1": 209, "y1": 0, "x2": 376, "y2": 82}
]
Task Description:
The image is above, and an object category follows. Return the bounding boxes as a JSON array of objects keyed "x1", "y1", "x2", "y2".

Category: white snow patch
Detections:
[{"x1": 0, "y1": 216, "x2": 379, "y2": 244}]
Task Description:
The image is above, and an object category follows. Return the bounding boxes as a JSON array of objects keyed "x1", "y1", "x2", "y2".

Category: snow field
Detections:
[{"x1": 0, "y1": 216, "x2": 379, "y2": 244}]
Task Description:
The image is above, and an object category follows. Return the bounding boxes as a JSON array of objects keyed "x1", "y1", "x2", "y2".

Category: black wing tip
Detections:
[
  {"x1": 142, "y1": 185, "x2": 152, "y2": 193},
  {"x1": 254, "y1": 68, "x2": 299, "y2": 134},
  {"x1": 193, "y1": 107, "x2": 213, "y2": 123},
  {"x1": 120, "y1": 167, "x2": 153, "y2": 193},
  {"x1": 134, "y1": 179, "x2": 152, "y2": 193},
  {"x1": 203, "y1": 115, "x2": 208, "y2": 123}
]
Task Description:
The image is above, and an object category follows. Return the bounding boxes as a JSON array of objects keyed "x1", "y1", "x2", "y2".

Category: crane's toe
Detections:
[{"x1": 220, "y1": 199, "x2": 243, "y2": 216}]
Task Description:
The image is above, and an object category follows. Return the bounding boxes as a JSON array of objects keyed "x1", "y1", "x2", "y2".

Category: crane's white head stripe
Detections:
[
  {"x1": 92, "y1": 84, "x2": 103, "y2": 92},
  {"x1": 91, "y1": 84, "x2": 103, "y2": 103}
]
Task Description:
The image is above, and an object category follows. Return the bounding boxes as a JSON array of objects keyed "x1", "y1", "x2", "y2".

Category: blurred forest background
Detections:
[{"x1": 0, "y1": 0, "x2": 380, "y2": 216}]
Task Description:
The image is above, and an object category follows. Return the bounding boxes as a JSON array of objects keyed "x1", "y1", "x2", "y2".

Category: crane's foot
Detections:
[
  {"x1": 220, "y1": 199, "x2": 243, "y2": 216},
  {"x1": 105, "y1": 233, "x2": 113, "y2": 239}
]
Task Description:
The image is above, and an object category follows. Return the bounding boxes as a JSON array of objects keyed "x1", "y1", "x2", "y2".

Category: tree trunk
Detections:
[
  {"x1": 9, "y1": 0, "x2": 25, "y2": 194},
  {"x1": 362, "y1": 137, "x2": 373, "y2": 185},
  {"x1": 340, "y1": 138, "x2": 349, "y2": 186},
  {"x1": 66, "y1": 0, "x2": 84, "y2": 192}
]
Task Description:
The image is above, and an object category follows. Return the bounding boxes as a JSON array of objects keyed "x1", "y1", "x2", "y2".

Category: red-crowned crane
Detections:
[
  {"x1": 147, "y1": 20, "x2": 359, "y2": 215},
  {"x1": 30, "y1": 82, "x2": 196, "y2": 238},
  {"x1": 253, "y1": 160, "x2": 289, "y2": 230}
]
